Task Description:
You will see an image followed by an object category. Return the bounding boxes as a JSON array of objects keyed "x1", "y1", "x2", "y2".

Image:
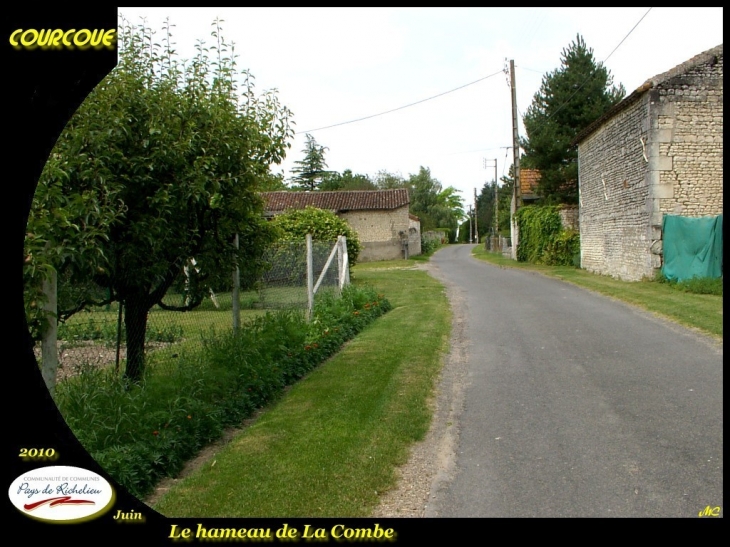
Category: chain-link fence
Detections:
[
  {"x1": 256, "y1": 239, "x2": 341, "y2": 310},
  {"x1": 33, "y1": 236, "x2": 350, "y2": 384}
]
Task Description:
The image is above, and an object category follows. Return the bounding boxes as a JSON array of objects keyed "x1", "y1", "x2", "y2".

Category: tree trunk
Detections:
[
  {"x1": 40, "y1": 270, "x2": 58, "y2": 397},
  {"x1": 123, "y1": 290, "x2": 150, "y2": 382}
]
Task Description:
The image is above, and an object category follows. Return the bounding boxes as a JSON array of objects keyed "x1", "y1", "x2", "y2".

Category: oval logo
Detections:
[{"x1": 9, "y1": 466, "x2": 115, "y2": 523}]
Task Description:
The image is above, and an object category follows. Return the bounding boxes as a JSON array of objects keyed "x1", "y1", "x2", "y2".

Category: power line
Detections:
[
  {"x1": 546, "y1": 7, "x2": 653, "y2": 121},
  {"x1": 603, "y1": 7, "x2": 653, "y2": 63},
  {"x1": 296, "y1": 69, "x2": 504, "y2": 134}
]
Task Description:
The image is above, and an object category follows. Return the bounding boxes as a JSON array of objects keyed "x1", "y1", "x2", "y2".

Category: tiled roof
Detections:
[
  {"x1": 261, "y1": 189, "x2": 410, "y2": 212},
  {"x1": 520, "y1": 169, "x2": 541, "y2": 196},
  {"x1": 573, "y1": 43, "x2": 723, "y2": 146}
]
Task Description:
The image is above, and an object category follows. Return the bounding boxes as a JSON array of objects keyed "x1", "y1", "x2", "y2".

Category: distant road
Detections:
[{"x1": 424, "y1": 244, "x2": 723, "y2": 518}]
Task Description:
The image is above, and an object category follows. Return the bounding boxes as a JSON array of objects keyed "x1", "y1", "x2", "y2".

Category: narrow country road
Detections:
[{"x1": 422, "y1": 245, "x2": 722, "y2": 518}]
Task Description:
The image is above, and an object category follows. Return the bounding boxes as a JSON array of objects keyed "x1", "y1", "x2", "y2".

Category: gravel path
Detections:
[{"x1": 369, "y1": 260, "x2": 468, "y2": 518}]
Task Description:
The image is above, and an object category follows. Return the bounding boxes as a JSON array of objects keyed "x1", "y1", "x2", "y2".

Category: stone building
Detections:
[
  {"x1": 573, "y1": 44, "x2": 723, "y2": 281},
  {"x1": 261, "y1": 189, "x2": 421, "y2": 261}
]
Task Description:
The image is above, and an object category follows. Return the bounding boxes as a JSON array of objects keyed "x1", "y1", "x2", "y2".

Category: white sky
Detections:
[{"x1": 118, "y1": 7, "x2": 723, "y2": 206}]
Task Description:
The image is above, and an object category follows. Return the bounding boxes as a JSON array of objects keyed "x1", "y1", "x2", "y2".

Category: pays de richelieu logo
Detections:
[{"x1": 9, "y1": 466, "x2": 115, "y2": 523}]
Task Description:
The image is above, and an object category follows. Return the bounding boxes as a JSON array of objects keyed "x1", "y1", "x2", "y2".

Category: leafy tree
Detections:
[
  {"x1": 319, "y1": 169, "x2": 377, "y2": 191},
  {"x1": 521, "y1": 34, "x2": 625, "y2": 203},
  {"x1": 270, "y1": 206, "x2": 361, "y2": 266},
  {"x1": 374, "y1": 170, "x2": 407, "y2": 189},
  {"x1": 258, "y1": 170, "x2": 288, "y2": 191},
  {"x1": 408, "y1": 166, "x2": 465, "y2": 232},
  {"x1": 290, "y1": 134, "x2": 329, "y2": 191},
  {"x1": 25, "y1": 17, "x2": 293, "y2": 382},
  {"x1": 477, "y1": 170, "x2": 514, "y2": 237}
]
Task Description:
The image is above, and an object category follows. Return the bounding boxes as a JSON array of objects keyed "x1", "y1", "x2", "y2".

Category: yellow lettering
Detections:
[
  {"x1": 36, "y1": 29, "x2": 52, "y2": 47},
  {"x1": 63, "y1": 29, "x2": 75, "y2": 47},
  {"x1": 102, "y1": 29, "x2": 116, "y2": 48},
  {"x1": 10, "y1": 29, "x2": 22, "y2": 46},
  {"x1": 88, "y1": 29, "x2": 104, "y2": 48},
  {"x1": 21, "y1": 29, "x2": 38, "y2": 46},
  {"x1": 74, "y1": 29, "x2": 91, "y2": 47},
  {"x1": 48, "y1": 29, "x2": 64, "y2": 48}
]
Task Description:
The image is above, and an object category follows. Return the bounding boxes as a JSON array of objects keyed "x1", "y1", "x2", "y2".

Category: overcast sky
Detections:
[{"x1": 118, "y1": 7, "x2": 723, "y2": 205}]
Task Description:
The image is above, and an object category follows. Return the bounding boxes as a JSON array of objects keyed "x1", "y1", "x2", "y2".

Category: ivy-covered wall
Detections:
[{"x1": 514, "y1": 205, "x2": 580, "y2": 266}]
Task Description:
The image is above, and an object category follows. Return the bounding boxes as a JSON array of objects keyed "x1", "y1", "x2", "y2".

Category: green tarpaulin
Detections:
[{"x1": 661, "y1": 214, "x2": 723, "y2": 282}]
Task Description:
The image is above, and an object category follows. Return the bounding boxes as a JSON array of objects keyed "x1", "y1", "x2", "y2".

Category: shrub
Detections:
[
  {"x1": 54, "y1": 284, "x2": 391, "y2": 498},
  {"x1": 421, "y1": 235, "x2": 442, "y2": 256},
  {"x1": 515, "y1": 205, "x2": 579, "y2": 266},
  {"x1": 271, "y1": 206, "x2": 362, "y2": 266}
]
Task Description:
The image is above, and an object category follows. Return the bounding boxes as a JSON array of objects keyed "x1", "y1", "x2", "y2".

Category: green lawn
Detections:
[{"x1": 151, "y1": 261, "x2": 451, "y2": 517}]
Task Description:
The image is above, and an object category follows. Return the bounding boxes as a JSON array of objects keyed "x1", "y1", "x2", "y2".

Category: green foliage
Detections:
[
  {"x1": 408, "y1": 166, "x2": 465, "y2": 232},
  {"x1": 521, "y1": 34, "x2": 625, "y2": 204},
  {"x1": 290, "y1": 134, "x2": 329, "y2": 191},
  {"x1": 477, "y1": 170, "x2": 514, "y2": 238},
  {"x1": 25, "y1": 17, "x2": 294, "y2": 380},
  {"x1": 54, "y1": 285, "x2": 391, "y2": 499},
  {"x1": 515, "y1": 205, "x2": 579, "y2": 266},
  {"x1": 420, "y1": 236, "x2": 441, "y2": 256},
  {"x1": 270, "y1": 206, "x2": 362, "y2": 266},
  {"x1": 58, "y1": 317, "x2": 184, "y2": 346},
  {"x1": 458, "y1": 219, "x2": 471, "y2": 243},
  {"x1": 655, "y1": 273, "x2": 723, "y2": 296},
  {"x1": 374, "y1": 170, "x2": 407, "y2": 189},
  {"x1": 319, "y1": 169, "x2": 377, "y2": 191}
]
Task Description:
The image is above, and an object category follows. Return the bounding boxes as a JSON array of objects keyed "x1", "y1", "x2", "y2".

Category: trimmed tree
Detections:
[{"x1": 270, "y1": 206, "x2": 361, "y2": 267}]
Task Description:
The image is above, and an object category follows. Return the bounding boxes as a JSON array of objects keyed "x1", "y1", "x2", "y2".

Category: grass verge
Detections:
[
  {"x1": 472, "y1": 245, "x2": 722, "y2": 339},
  {"x1": 152, "y1": 262, "x2": 450, "y2": 517},
  {"x1": 55, "y1": 285, "x2": 393, "y2": 500}
]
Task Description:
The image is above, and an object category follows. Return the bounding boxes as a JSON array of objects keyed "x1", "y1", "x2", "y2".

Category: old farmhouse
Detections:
[
  {"x1": 261, "y1": 189, "x2": 421, "y2": 261},
  {"x1": 574, "y1": 44, "x2": 723, "y2": 281}
]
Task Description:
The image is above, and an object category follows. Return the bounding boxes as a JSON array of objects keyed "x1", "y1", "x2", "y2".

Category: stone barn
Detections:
[
  {"x1": 261, "y1": 189, "x2": 421, "y2": 261},
  {"x1": 573, "y1": 44, "x2": 723, "y2": 281}
]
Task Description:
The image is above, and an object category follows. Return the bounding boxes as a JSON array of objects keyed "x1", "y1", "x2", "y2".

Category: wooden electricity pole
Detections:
[
  {"x1": 509, "y1": 59, "x2": 522, "y2": 260},
  {"x1": 510, "y1": 59, "x2": 522, "y2": 210},
  {"x1": 473, "y1": 188, "x2": 478, "y2": 244}
]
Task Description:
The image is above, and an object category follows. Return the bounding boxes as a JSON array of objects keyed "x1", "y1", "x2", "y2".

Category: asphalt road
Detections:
[{"x1": 424, "y1": 245, "x2": 723, "y2": 518}]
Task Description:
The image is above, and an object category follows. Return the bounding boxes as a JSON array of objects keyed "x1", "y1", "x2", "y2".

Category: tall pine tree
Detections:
[
  {"x1": 521, "y1": 34, "x2": 625, "y2": 204},
  {"x1": 290, "y1": 133, "x2": 329, "y2": 191}
]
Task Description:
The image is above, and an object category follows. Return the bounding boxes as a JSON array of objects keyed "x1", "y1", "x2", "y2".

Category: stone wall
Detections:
[
  {"x1": 653, "y1": 56, "x2": 723, "y2": 219},
  {"x1": 340, "y1": 206, "x2": 411, "y2": 261},
  {"x1": 558, "y1": 205, "x2": 579, "y2": 231},
  {"x1": 578, "y1": 99, "x2": 652, "y2": 281},
  {"x1": 578, "y1": 47, "x2": 723, "y2": 281},
  {"x1": 408, "y1": 216, "x2": 422, "y2": 256}
]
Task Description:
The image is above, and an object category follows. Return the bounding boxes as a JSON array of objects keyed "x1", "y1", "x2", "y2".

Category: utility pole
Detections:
[
  {"x1": 510, "y1": 59, "x2": 521, "y2": 209},
  {"x1": 473, "y1": 187, "x2": 478, "y2": 244},
  {"x1": 493, "y1": 159, "x2": 498, "y2": 235},
  {"x1": 484, "y1": 158, "x2": 498, "y2": 236},
  {"x1": 509, "y1": 59, "x2": 521, "y2": 260},
  {"x1": 468, "y1": 205, "x2": 473, "y2": 243}
]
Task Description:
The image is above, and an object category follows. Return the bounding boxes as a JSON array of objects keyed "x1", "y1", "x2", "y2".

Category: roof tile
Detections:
[{"x1": 261, "y1": 189, "x2": 410, "y2": 212}]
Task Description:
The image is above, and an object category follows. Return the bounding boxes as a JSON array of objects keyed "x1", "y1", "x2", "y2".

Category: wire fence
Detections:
[{"x1": 33, "y1": 236, "x2": 349, "y2": 384}]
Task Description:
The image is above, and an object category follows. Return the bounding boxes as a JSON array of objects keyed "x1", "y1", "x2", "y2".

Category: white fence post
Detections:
[
  {"x1": 340, "y1": 236, "x2": 350, "y2": 289},
  {"x1": 306, "y1": 233, "x2": 313, "y2": 322},
  {"x1": 40, "y1": 269, "x2": 58, "y2": 396}
]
